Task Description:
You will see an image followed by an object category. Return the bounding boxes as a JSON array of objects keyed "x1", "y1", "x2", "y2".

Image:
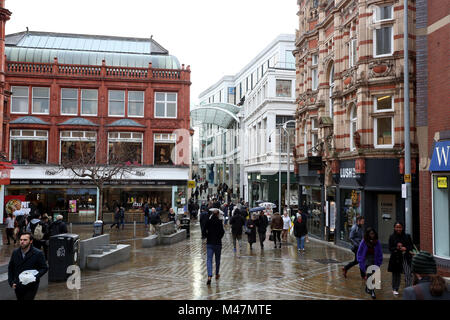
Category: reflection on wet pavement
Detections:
[{"x1": 1, "y1": 222, "x2": 405, "y2": 300}]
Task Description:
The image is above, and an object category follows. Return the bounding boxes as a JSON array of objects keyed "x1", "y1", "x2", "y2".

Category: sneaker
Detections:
[
  {"x1": 393, "y1": 290, "x2": 399, "y2": 296},
  {"x1": 206, "y1": 277, "x2": 211, "y2": 285}
]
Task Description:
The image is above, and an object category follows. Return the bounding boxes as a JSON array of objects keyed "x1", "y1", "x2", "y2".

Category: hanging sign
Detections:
[{"x1": 437, "y1": 176, "x2": 448, "y2": 189}]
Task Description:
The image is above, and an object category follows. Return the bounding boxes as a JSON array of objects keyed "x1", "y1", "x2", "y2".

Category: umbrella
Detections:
[
  {"x1": 255, "y1": 200, "x2": 265, "y2": 205},
  {"x1": 209, "y1": 208, "x2": 224, "y2": 215},
  {"x1": 249, "y1": 206, "x2": 266, "y2": 213},
  {"x1": 260, "y1": 202, "x2": 276, "y2": 208}
]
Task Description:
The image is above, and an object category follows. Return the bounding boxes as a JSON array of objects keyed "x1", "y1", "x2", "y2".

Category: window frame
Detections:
[
  {"x1": 9, "y1": 129, "x2": 49, "y2": 164},
  {"x1": 81, "y1": 89, "x2": 99, "y2": 117},
  {"x1": 59, "y1": 130, "x2": 97, "y2": 164},
  {"x1": 153, "y1": 133, "x2": 177, "y2": 165},
  {"x1": 373, "y1": 95, "x2": 394, "y2": 113},
  {"x1": 31, "y1": 87, "x2": 50, "y2": 115},
  {"x1": 373, "y1": 25, "x2": 394, "y2": 58},
  {"x1": 349, "y1": 39, "x2": 357, "y2": 67},
  {"x1": 108, "y1": 90, "x2": 126, "y2": 117},
  {"x1": 373, "y1": 5, "x2": 394, "y2": 23},
  {"x1": 10, "y1": 86, "x2": 29, "y2": 114},
  {"x1": 311, "y1": 67, "x2": 319, "y2": 91},
  {"x1": 107, "y1": 131, "x2": 143, "y2": 165},
  {"x1": 373, "y1": 116, "x2": 394, "y2": 149},
  {"x1": 350, "y1": 106, "x2": 357, "y2": 151},
  {"x1": 154, "y1": 92, "x2": 178, "y2": 119},
  {"x1": 127, "y1": 91, "x2": 145, "y2": 118},
  {"x1": 60, "y1": 88, "x2": 79, "y2": 116}
]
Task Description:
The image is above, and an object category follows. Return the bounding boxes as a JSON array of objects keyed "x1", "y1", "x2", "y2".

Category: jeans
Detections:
[
  {"x1": 206, "y1": 244, "x2": 222, "y2": 277},
  {"x1": 144, "y1": 216, "x2": 149, "y2": 226},
  {"x1": 120, "y1": 218, "x2": 125, "y2": 229},
  {"x1": 232, "y1": 233, "x2": 242, "y2": 250},
  {"x1": 344, "y1": 248, "x2": 366, "y2": 278},
  {"x1": 296, "y1": 236, "x2": 306, "y2": 250}
]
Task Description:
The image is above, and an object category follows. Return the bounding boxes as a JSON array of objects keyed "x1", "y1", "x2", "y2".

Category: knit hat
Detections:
[{"x1": 411, "y1": 251, "x2": 437, "y2": 275}]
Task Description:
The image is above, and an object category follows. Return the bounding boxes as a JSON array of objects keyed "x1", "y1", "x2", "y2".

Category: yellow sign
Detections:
[
  {"x1": 437, "y1": 177, "x2": 448, "y2": 189},
  {"x1": 404, "y1": 174, "x2": 411, "y2": 183},
  {"x1": 187, "y1": 180, "x2": 196, "y2": 189}
]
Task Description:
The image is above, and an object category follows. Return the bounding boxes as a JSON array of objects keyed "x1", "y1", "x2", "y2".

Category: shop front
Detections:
[{"x1": 429, "y1": 140, "x2": 450, "y2": 270}]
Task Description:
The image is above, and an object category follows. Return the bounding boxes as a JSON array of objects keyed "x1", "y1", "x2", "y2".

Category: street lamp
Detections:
[
  {"x1": 268, "y1": 126, "x2": 282, "y2": 212},
  {"x1": 283, "y1": 120, "x2": 296, "y2": 215}
]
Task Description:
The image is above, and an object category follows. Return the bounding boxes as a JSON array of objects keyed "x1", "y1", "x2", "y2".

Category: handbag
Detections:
[{"x1": 269, "y1": 234, "x2": 274, "y2": 241}]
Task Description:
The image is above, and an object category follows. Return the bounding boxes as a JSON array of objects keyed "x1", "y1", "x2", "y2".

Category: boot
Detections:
[{"x1": 370, "y1": 290, "x2": 376, "y2": 299}]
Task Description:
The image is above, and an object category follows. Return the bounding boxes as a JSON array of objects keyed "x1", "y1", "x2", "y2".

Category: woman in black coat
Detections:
[
  {"x1": 245, "y1": 214, "x2": 257, "y2": 250},
  {"x1": 388, "y1": 221, "x2": 413, "y2": 296}
]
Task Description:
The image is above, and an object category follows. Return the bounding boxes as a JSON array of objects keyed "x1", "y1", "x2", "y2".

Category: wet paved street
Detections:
[{"x1": 1, "y1": 222, "x2": 406, "y2": 300}]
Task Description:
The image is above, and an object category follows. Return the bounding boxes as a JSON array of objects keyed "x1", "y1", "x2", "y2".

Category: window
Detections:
[
  {"x1": 81, "y1": 89, "x2": 98, "y2": 116},
  {"x1": 304, "y1": 126, "x2": 308, "y2": 157},
  {"x1": 349, "y1": 39, "x2": 357, "y2": 67},
  {"x1": 329, "y1": 64, "x2": 335, "y2": 118},
  {"x1": 108, "y1": 90, "x2": 125, "y2": 116},
  {"x1": 276, "y1": 80, "x2": 292, "y2": 97},
  {"x1": 374, "y1": 117, "x2": 393, "y2": 148},
  {"x1": 374, "y1": 5, "x2": 393, "y2": 22},
  {"x1": 312, "y1": 54, "x2": 318, "y2": 66},
  {"x1": 311, "y1": 117, "x2": 318, "y2": 130},
  {"x1": 11, "y1": 86, "x2": 28, "y2": 114},
  {"x1": 154, "y1": 133, "x2": 176, "y2": 165},
  {"x1": 61, "y1": 88, "x2": 78, "y2": 115},
  {"x1": 350, "y1": 106, "x2": 357, "y2": 151},
  {"x1": 108, "y1": 132, "x2": 143, "y2": 165},
  {"x1": 433, "y1": 174, "x2": 450, "y2": 258},
  {"x1": 311, "y1": 117, "x2": 318, "y2": 156},
  {"x1": 312, "y1": 68, "x2": 318, "y2": 91},
  {"x1": 155, "y1": 92, "x2": 177, "y2": 118},
  {"x1": 128, "y1": 91, "x2": 144, "y2": 117},
  {"x1": 10, "y1": 130, "x2": 48, "y2": 164},
  {"x1": 60, "y1": 131, "x2": 96, "y2": 164},
  {"x1": 32, "y1": 87, "x2": 49, "y2": 114},
  {"x1": 374, "y1": 95, "x2": 393, "y2": 112},
  {"x1": 374, "y1": 26, "x2": 393, "y2": 57}
]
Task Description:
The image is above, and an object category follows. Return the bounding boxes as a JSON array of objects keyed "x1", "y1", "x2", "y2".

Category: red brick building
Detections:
[
  {"x1": 416, "y1": 0, "x2": 450, "y2": 275},
  {"x1": 0, "y1": 1, "x2": 192, "y2": 223}
]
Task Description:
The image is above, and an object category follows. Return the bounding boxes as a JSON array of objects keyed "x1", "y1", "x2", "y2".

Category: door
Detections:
[{"x1": 377, "y1": 194, "x2": 396, "y2": 244}]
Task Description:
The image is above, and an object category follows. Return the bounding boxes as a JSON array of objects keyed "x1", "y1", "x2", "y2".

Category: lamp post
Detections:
[
  {"x1": 283, "y1": 120, "x2": 297, "y2": 215},
  {"x1": 268, "y1": 126, "x2": 282, "y2": 213}
]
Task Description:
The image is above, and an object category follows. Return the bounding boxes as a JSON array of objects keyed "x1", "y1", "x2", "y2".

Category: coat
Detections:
[
  {"x1": 357, "y1": 239, "x2": 383, "y2": 273},
  {"x1": 388, "y1": 232, "x2": 413, "y2": 273},
  {"x1": 270, "y1": 214, "x2": 283, "y2": 231},
  {"x1": 8, "y1": 246, "x2": 48, "y2": 289},
  {"x1": 205, "y1": 214, "x2": 225, "y2": 246},
  {"x1": 254, "y1": 214, "x2": 268, "y2": 234},
  {"x1": 245, "y1": 219, "x2": 257, "y2": 244},
  {"x1": 49, "y1": 220, "x2": 68, "y2": 237},
  {"x1": 293, "y1": 218, "x2": 308, "y2": 238},
  {"x1": 229, "y1": 214, "x2": 245, "y2": 235},
  {"x1": 403, "y1": 278, "x2": 450, "y2": 300}
]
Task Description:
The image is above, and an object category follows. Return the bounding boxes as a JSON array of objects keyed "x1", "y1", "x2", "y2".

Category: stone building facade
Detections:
[{"x1": 293, "y1": 0, "x2": 419, "y2": 248}]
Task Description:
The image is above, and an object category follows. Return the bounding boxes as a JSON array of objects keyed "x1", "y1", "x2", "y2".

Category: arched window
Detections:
[
  {"x1": 329, "y1": 64, "x2": 335, "y2": 119},
  {"x1": 350, "y1": 105, "x2": 357, "y2": 151}
]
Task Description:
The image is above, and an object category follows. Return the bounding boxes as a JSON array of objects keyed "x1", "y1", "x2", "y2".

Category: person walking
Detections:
[
  {"x1": 200, "y1": 209, "x2": 209, "y2": 240},
  {"x1": 229, "y1": 209, "x2": 245, "y2": 253},
  {"x1": 205, "y1": 208, "x2": 225, "y2": 285},
  {"x1": 39, "y1": 214, "x2": 51, "y2": 260},
  {"x1": 149, "y1": 207, "x2": 161, "y2": 235},
  {"x1": 245, "y1": 213, "x2": 257, "y2": 250},
  {"x1": 8, "y1": 232, "x2": 48, "y2": 300},
  {"x1": 168, "y1": 207, "x2": 176, "y2": 223},
  {"x1": 388, "y1": 221, "x2": 413, "y2": 296},
  {"x1": 110, "y1": 206, "x2": 121, "y2": 230},
  {"x1": 5, "y1": 213, "x2": 16, "y2": 245},
  {"x1": 281, "y1": 211, "x2": 291, "y2": 243},
  {"x1": 342, "y1": 216, "x2": 365, "y2": 279},
  {"x1": 270, "y1": 211, "x2": 283, "y2": 249},
  {"x1": 403, "y1": 251, "x2": 450, "y2": 300},
  {"x1": 255, "y1": 210, "x2": 269, "y2": 250},
  {"x1": 49, "y1": 215, "x2": 68, "y2": 237},
  {"x1": 357, "y1": 227, "x2": 383, "y2": 299},
  {"x1": 119, "y1": 205, "x2": 125, "y2": 230},
  {"x1": 143, "y1": 202, "x2": 150, "y2": 230},
  {"x1": 293, "y1": 212, "x2": 308, "y2": 252}
]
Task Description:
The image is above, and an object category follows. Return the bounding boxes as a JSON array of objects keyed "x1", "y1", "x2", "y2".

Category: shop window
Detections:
[
  {"x1": 108, "y1": 90, "x2": 125, "y2": 117},
  {"x1": 433, "y1": 175, "x2": 450, "y2": 258},
  {"x1": 374, "y1": 26, "x2": 393, "y2": 57},
  {"x1": 128, "y1": 91, "x2": 144, "y2": 117},
  {"x1": 155, "y1": 92, "x2": 177, "y2": 118},
  {"x1": 374, "y1": 95, "x2": 393, "y2": 112},
  {"x1": 32, "y1": 87, "x2": 50, "y2": 114},
  {"x1": 340, "y1": 189, "x2": 362, "y2": 242},
  {"x1": 276, "y1": 80, "x2": 292, "y2": 97},
  {"x1": 374, "y1": 117, "x2": 393, "y2": 148},
  {"x1": 108, "y1": 132, "x2": 143, "y2": 165},
  {"x1": 81, "y1": 89, "x2": 98, "y2": 116},
  {"x1": 11, "y1": 86, "x2": 29, "y2": 114},
  {"x1": 154, "y1": 133, "x2": 176, "y2": 165},
  {"x1": 10, "y1": 130, "x2": 48, "y2": 164},
  {"x1": 60, "y1": 131, "x2": 97, "y2": 164},
  {"x1": 61, "y1": 88, "x2": 78, "y2": 115}
]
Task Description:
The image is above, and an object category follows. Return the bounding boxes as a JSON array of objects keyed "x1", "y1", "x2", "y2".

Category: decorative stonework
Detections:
[{"x1": 369, "y1": 60, "x2": 395, "y2": 78}]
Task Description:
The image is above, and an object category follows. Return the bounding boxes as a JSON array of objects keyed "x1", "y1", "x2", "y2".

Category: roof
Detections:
[
  {"x1": 58, "y1": 118, "x2": 99, "y2": 126},
  {"x1": 190, "y1": 103, "x2": 241, "y2": 129},
  {"x1": 5, "y1": 31, "x2": 181, "y2": 69},
  {"x1": 10, "y1": 116, "x2": 50, "y2": 125},
  {"x1": 106, "y1": 119, "x2": 146, "y2": 127}
]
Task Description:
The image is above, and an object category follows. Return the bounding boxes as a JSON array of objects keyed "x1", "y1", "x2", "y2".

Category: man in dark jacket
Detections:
[
  {"x1": 229, "y1": 209, "x2": 245, "y2": 253},
  {"x1": 49, "y1": 215, "x2": 68, "y2": 237},
  {"x1": 8, "y1": 232, "x2": 48, "y2": 300},
  {"x1": 293, "y1": 213, "x2": 308, "y2": 252},
  {"x1": 205, "y1": 208, "x2": 225, "y2": 285},
  {"x1": 254, "y1": 211, "x2": 269, "y2": 250},
  {"x1": 149, "y1": 207, "x2": 161, "y2": 235},
  {"x1": 342, "y1": 216, "x2": 365, "y2": 278},
  {"x1": 199, "y1": 209, "x2": 209, "y2": 240}
]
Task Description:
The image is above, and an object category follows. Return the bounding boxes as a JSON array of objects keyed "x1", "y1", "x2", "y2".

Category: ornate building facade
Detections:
[{"x1": 293, "y1": 0, "x2": 419, "y2": 248}]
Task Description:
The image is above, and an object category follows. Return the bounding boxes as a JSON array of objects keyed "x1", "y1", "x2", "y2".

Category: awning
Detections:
[
  {"x1": 430, "y1": 140, "x2": 450, "y2": 172},
  {"x1": 190, "y1": 103, "x2": 240, "y2": 128}
]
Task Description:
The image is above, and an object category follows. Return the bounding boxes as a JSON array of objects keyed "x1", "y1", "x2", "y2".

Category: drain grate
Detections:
[{"x1": 314, "y1": 259, "x2": 340, "y2": 264}]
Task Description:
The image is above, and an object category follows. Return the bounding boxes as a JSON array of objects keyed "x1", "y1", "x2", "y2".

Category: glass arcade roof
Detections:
[{"x1": 190, "y1": 103, "x2": 241, "y2": 129}]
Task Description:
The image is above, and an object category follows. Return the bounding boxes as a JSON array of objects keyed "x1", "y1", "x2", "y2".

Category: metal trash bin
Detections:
[
  {"x1": 93, "y1": 220, "x2": 103, "y2": 237},
  {"x1": 48, "y1": 233, "x2": 80, "y2": 282},
  {"x1": 179, "y1": 216, "x2": 190, "y2": 238}
]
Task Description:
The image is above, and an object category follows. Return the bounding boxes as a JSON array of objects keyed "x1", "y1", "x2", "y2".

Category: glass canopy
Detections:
[{"x1": 190, "y1": 103, "x2": 240, "y2": 128}]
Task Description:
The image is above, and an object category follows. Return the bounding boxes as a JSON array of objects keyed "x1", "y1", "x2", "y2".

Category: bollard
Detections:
[
  {"x1": 70, "y1": 223, "x2": 73, "y2": 234},
  {"x1": 134, "y1": 221, "x2": 136, "y2": 238}
]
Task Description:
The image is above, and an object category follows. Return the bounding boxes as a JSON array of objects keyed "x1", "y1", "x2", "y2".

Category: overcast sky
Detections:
[{"x1": 5, "y1": 0, "x2": 298, "y2": 106}]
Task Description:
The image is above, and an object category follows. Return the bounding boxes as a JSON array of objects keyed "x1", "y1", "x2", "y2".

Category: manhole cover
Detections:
[{"x1": 314, "y1": 259, "x2": 340, "y2": 264}]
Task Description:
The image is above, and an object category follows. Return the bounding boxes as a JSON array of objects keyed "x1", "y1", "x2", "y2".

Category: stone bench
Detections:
[
  {"x1": 160, "y1": 229, "x2": 187, "y2": 245},
  {"x1": 142, "y1": 235, "x2": 159, "y2": 248},
  {"x1": 142, "y1": 222, "x2": 186, "y2": 248},
  {"x1": 0, "y1": 263, "x2": 49, "y2": 300},
  {"x1": 79, "y1": 234, "x2": 110, "y2": 269},
  {"x1": 86, "y1": 244, "x2": 131, "y2": 270},
  {"x1": 156, "y1": 221, "x2": 177, "y2": 236}
]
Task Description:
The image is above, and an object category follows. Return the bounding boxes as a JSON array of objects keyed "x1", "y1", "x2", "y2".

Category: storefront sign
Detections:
[
  {"x1": 404, "y1": 174, "x2": 411, "y2": 183},
  {"x1": 340, "y1": 168, "x2": 356, "y2": 179},
  {"x1": 430, "y1": 140, "x2": 450, "y2": 172},
  {"x1": 4, "y1": 195, "x2": 30, "y2": 216},
  {"x1": 437, "y1": 176, "x2": 448, "y2": 189},
  {"x1": 69, "y1": 200, "x2": 77, "y2": 213},
  {"x1": 308, "y1": 156, "x2": 322, "y2": 171},
  {"x1": 187, "y1": 180, "x2": 196, "y2": 188},
  {"x1": 9, "y1": 179, "x2": 188, "y2": 186}
]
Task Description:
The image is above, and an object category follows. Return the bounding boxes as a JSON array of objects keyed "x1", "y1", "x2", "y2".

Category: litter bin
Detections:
[
  {"x1": 48, "y1": 233, "x2": 80, "y2": 282},
  {"x1": 179, "y1": 216, "x2": 190, "y2": 238},
  {"x1": 93, "y1": 220, "x2": 103, "y2": 237}
]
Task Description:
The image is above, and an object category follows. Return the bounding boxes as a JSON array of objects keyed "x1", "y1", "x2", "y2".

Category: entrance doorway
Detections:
[{"x1": 377, "y1": 194, "x2": 396, "y2": 244}]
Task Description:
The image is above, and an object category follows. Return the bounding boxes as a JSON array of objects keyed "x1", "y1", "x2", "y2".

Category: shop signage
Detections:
[
  {"x1": 404, "y1": 174, "x2": 411, "y2": 183},
  {"x1": 308, "y1": 156, "x2": 322, "y2": 171},
  {"x1": 9, "y1": 179, "x2": 188, "y2": 186},
  {"x1": 430, "y1": 140, "x2": 450, "y2": 172},
  {"x1": 437, "y1": 176, "x2": 448, "y2": 189},
  {"x1": 340, "y1": 167, "x2": 357, "y2": 179},
  {"x1": 187, "y1": 180, "x2": 196, "y2": 188}
]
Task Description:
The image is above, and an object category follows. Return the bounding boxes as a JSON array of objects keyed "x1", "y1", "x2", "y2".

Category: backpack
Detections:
[{"x1": 33, "y1": 223, "x2": 44, "y2": 240}]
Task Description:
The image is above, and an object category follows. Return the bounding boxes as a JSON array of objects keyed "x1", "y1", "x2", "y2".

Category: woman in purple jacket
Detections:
[{"x1": 357, "y1": 227, "x2": 383, "y2": 299}]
